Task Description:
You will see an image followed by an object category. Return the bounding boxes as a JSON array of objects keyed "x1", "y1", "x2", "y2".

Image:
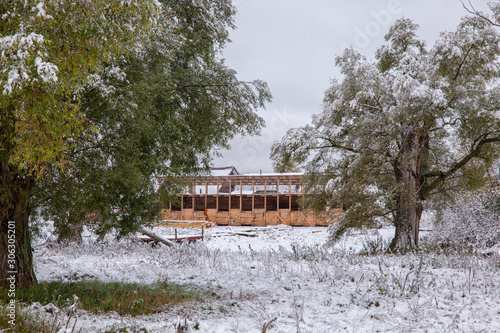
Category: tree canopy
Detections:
[
  {"x1": 36, "y1": 0, "x2": 271, "y2": 239},
  {"x1": 271, "y1": 16, "x2": 500, "y2": 251},
  {"x1": 0, "y1": 0, "x2": 160, "y2": 171},
  {"x1": 1, "y1": 0, "x2": 161, "y2": 288},
  {"x1": 0, "y1": 0, "x2": 271, "y2": 288}
]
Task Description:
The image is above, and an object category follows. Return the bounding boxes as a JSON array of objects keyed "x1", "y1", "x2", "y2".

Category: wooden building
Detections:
[{"x1": 160, "y1": 171, "x2": 335, "y2": 227}]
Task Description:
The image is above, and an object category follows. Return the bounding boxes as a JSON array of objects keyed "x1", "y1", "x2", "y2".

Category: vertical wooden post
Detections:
[
  {"x1": 181, "y1": 185, "x2": 184, "y2": 214},
  {"x1": 229, "y1": 178, "x2": 232, "y2": 212},
  {"x1": 277, "y1": 178, "x2": 280, "y2": 211},
  {"x1": 205, "y1": 180, "x2": 208, "y2": 211},
  {"x1": 252, "y1": 179, "x2": 255, "y2": 211},
  {"x1": 239, "y1": 180, "x2": 242, "y2": 211},
  {"x1": 264, "y1": 178, "x2": 267, "y2": 211},
  {"x1": 252, "y1": 178, "x2": 255, "y2": 226},
  {"x1": 167, "y1": 179, "x2": 172, "y2": 216},
  {"x1": 216, "y1": 179, "x2": 219, "y2": 211},
  {"x1": 289, "y1": 178, "x2": 292, "y2": 211},
  {"x1": 192, "y1": 180, "x2": 195, "y2": 211}
]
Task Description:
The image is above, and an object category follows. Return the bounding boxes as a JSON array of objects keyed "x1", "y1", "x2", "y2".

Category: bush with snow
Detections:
[{"x1": 425, "y1": 189, "x2": 500, "y2": 251}]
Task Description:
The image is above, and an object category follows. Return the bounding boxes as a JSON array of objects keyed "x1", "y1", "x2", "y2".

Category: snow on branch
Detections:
[{"x1": 0, "y1": 32, "x2": 58, "y2": 95}]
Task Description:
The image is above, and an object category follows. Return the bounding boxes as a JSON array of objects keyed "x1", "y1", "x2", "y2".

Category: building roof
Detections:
[
  {"x1": 186, "y1": 173, "x2": 303, "y2": 186},
  {"x1": 210, "y1": 166, "x2": 239, "y2": 176}
]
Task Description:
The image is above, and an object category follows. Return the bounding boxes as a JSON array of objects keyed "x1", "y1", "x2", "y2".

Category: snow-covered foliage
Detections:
[
  {"x1": 271, "y1": 16, "x2": 500, "y2": 250},
  {"x1": 425, "y1": 189, "x2": 500, "y2": 251},
  {"x1": 0, "y1": 32, "x2": 57, "y2": 95},
  {"x1": 0, "y1": 0, "x2": 160, "y2": 96},
  {"x1": 24, "y1": 225, "x2": 500, "y2": 332},
  {"x1": 0, "y1": 0, "x2": 161, "y2": 170}
]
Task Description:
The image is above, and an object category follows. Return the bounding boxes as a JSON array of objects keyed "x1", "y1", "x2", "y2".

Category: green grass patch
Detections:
[{"x1": 0, "y1": 280, "x2": 217, "y2": 316}]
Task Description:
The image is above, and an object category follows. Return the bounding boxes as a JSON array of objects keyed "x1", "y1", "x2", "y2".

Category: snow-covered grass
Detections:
[{"x1": 20, "y1": 225, "x2": 500, "y2": 332}]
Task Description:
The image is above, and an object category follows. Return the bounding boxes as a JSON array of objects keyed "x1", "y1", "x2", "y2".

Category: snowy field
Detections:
[{"x1": 31, "y1": 224, "x2": 500, "y2": 332}]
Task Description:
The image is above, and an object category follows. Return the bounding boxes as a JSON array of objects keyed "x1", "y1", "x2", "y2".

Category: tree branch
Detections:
[
  {"x1": 309, "y1": 144, "x2": 359, "y2": 153},
  {"x1": 461, "y1": 0, "x2": 500, "y2": 27},
  {"x1": 319, "y1": 136, "x2": 360, "y2": 153},
  {"x1": 359, "y1": 103, "x2": 380, "y2": 112},
  {"x1": 376, "y1": 95, "x2": 385, "y2": 113},
  {"x1": 423, "y1": 133, "x2": 500, "y2": 195},
  {"x1": 453, "y1": 44, "x2": 474, "y2": 81}
]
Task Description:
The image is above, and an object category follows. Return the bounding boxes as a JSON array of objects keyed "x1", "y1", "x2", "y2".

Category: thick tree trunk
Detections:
[
  {"x1": 390, "y1": 130, "x2": 427, "y2": 251},
  {"x1": 390, "y1": 194, "x2": 423, "y2": 251},
  {"x1": 0, "y1": 169, "x2": 37, "y2": 289}
]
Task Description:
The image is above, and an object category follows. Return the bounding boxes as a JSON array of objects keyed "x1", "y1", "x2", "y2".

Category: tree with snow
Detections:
[
  {"x1": 1, "y1": 0, "x2": 161, "y2": 289},
  {"x1": 36, "y1": 0, "x2": 271, "y2": 241},
  {"x1": 271, "y1": 16, "x2": 500, "y2": 251},
  {"x1": 0, "y1": 0, "x2": 270, "y2": 289}
]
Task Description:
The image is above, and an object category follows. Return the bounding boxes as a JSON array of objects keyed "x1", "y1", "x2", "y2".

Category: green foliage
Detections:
[
  {"x1": 1, "y1": 0, "x2": 270, "y2": 288},
  {"x1": 34, "y1": 0, "x2": 271, "y2": 238},
  {"x1": 0, "y1": 0, "x2": 162, "y2": 289},
  {"x1": 0, "y1": 0, "x2": 160, "y2": 171},
  {"x1": 0, "y1": 280, "x2": 215, "y2": 316}
]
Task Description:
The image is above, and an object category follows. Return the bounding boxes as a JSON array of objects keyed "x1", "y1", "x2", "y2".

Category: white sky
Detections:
[{"x1": 213, "y1": 0, "x2": 490, "y2": 174}]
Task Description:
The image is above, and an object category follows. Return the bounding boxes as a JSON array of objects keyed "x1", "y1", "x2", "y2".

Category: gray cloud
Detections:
[{"x1": 214, "y1": 0, "x2": 489, "y2": 173}]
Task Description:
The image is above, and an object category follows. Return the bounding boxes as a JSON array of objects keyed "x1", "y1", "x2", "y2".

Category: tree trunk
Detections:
[
  {"x1": 390, "y1": 130, "x2": 427, "y2": 251},
  {"x1": 54, "y1": 214, "x2": 84, "y2": 243},
  {"x1": 0, "y1": 168, "x2": 37, "y2": 289},
  {"x1": 390, "y1": 194, "x2": 423, "y2": 251}
]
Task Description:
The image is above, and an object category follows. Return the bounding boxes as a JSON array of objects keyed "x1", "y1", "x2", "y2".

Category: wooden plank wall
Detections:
[{"x1": 160, "y1": 174, "x2": 340, "y2": 227}]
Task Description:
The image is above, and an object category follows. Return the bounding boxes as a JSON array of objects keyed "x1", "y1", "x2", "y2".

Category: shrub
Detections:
[{"x1": 425, "y1": 189, "x2": 500, "y2": 251}]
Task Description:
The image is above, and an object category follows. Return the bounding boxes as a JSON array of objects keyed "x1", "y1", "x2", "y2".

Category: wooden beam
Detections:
[
  {"x1": 191, "y1": 181, "x2": 195, "y2": 210},
  {"x1": 277, "y1": 178, "x2": 280, "y2": 211},
  {"x1": 229, "y1": 179, "x2": 232, "y2": 211},
  {"x1": 204, "y1": 180, "x2": 208, "y2": 215},
  {"x1": 216, "y1": 179, "x2": 219, "y2": 211},
  {"x1": 240, "y1": 179, "x2": 242, "y2": 211},
  {"x1": 161, "y1": 174, "x2": 304, "y2": 186},
  {"x1": 252, "y1": 179, "x2": 255, "y2": 211},
  {"x1": 264, "y1": 179, "x2": 267, "y2": 212}
]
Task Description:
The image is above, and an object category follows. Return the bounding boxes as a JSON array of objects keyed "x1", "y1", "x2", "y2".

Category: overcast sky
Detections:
[{"x1": 213, "y1": 0, "x2": 490, "y2": 174}]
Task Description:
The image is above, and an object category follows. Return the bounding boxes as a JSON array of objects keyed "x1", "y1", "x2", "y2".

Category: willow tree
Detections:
[
  {"x1": 2, "y1": 0, "x2": 271, "y2": 289},
  {"x1": 0, "y1": 0, "x2": 161, "y2": 288},
  {"x1": 36, "y1": 0, "x2": 271, "y2": 241},
  {"x1": 271, "y1": 17, "x2": 500, "y2": 251}
]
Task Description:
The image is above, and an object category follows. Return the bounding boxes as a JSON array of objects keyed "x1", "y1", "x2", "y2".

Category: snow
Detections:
[
  {"x1": 211, "y1": 167, "x2": 238, "y2": 176},
  {"x1": 243, "y1": 172, "x2": 303, "y2": 177},
  {"x1": 0, "y1": 32, "x2": 55, "y2": 94},
  {"x1": 32, "y1": 2, "x2": 53, "y2": 19},
  {"x1": 34, "y1": 56, "x2": 58, "y2": 83},
  {"x1": 26, "y1": 224, "x2": 500, "y2": 332}
]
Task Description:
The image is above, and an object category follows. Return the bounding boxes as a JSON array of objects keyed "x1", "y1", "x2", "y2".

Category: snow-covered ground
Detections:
[{"x1": 30, "y1": 225, "x2": 500, "y2": 332}]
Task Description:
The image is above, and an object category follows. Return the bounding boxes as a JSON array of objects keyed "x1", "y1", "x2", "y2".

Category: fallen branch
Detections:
[{"x1": 139, "y1": 228, "x2": 174, "y2": 247}]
